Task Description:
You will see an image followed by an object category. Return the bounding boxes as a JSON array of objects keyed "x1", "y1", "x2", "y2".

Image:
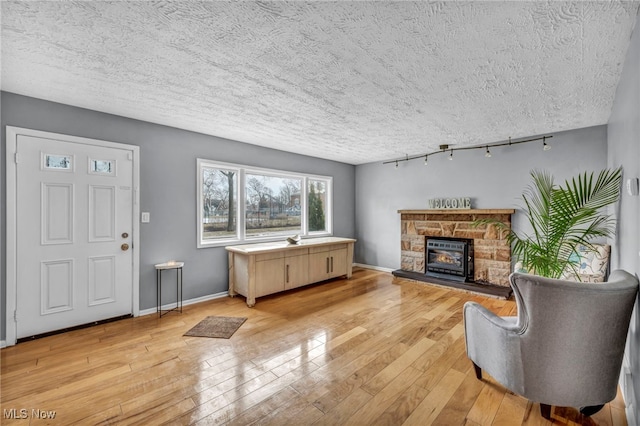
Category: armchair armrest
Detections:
[
  {"x1": 463, "y1": 302, "x2": 520, "y2": 331},
  {"x1": 463, "y1": 301, "x2": 525, "y2": 393}
]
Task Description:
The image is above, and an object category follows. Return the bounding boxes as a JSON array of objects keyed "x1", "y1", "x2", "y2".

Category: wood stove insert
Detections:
[{"x1": 426, "y1": 237, "x2": 474, "y2": 282}]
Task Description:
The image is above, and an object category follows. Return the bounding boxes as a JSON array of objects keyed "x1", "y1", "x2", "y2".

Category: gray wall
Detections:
[
  {"x1": 0, "y1": 91, "x2": 356, "y2": 341},
  {"x1": 608, "y1": 11, "x2": 640, "y2": 423},
  {"x1": 354, "y1": 125, "x2": 608, "y2": 269}
]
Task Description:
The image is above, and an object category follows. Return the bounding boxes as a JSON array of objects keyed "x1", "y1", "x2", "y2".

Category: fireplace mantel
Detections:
[
  {"x1": 398, "y1": 208, "x2": 515, "y2": 289},
  {"x1": 398, "y1": 209, "x2": 515, "y2": 215}
]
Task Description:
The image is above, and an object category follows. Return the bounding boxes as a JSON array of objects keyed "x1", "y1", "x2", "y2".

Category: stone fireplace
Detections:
[{"x1": 398, "y1": 209, "x2": 515, "y2": 287}]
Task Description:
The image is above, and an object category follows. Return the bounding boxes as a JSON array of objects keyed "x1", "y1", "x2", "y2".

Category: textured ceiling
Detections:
[{"x1": 2, "y1": 1, "x2": 639, "y2": 165}]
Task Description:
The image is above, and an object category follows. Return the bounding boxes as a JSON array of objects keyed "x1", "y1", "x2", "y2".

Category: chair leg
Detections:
[
  {"x1": 579, "y1": 404, "x2": 604, "y2": 416},
  {"x1": 472, "y1": 362, "x2": 482, "y2": 380},
  {"x1": 540, "y1": 403, "x2": 552, "y2": 420}
]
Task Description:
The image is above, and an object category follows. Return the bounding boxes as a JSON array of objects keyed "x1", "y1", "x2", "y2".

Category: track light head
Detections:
[
  {"x1": 448, "y1": 149, "x2": 454, "y2": 160},
  {"x1": 424, "y1": 155, "x2": 428, "y2": 165},
  {"x1": 543, "y1": 141, "x2": 551, "y2": 151},
  {"x1": 485, "y1": 146, "x2": 491, "y2": 158},
  {"x1": 395, "y1": 160, "x2": 398, "y2": 169}
]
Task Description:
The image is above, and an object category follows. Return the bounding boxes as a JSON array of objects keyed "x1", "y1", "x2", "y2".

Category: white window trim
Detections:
[{"x1": 197, "y1": 159, "x2": 333, "y2": 248}]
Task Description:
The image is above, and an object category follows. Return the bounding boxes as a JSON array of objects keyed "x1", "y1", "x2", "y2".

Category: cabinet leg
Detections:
[
  {"x1": 347, "y1": 242, "x2": 354, "y2": 278},
  {"x1": 247, "y1": 297, "x2": 256, "y2": 308},
  {"x1": 228, "y1": 252, "x2": 237, "y2": 297}
]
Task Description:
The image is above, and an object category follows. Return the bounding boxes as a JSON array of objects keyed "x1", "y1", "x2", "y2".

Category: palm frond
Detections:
[{"x1": 473, "y1": 167, "x2": 622, "y2": 279}]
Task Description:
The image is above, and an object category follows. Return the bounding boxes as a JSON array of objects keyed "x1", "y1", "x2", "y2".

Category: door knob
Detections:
[{"x1": 121, "y1": 243, "x2": 130, "y2": 251}]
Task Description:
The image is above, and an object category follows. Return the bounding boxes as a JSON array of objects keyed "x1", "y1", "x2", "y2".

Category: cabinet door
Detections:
[
  {"x1": 329, "y1": 247, "x2": 348, "y2": 278},
  {"x1": 255, "y1": 258, "x2": 285, "y2": 297},
  {"x1": 308, "y1": 251, "x2": 330, "y2": 283},
  {"x1": 285, "y1": 255, "x2": 309, "y2": 290}
]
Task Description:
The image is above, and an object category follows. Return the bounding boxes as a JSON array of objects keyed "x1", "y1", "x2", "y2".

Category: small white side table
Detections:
[{"x1": 155, "y1": 261, "x2": 184, "y2": 317}]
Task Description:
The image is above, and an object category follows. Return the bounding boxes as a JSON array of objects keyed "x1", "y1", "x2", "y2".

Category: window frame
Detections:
[{"x1": 197, "y1": 159, "x2": 333, "y2": 248}]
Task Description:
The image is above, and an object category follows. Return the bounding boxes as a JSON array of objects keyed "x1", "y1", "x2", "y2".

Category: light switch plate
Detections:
[{"x1": 141, "y1": 212, "x2": 150, "y2": 223}]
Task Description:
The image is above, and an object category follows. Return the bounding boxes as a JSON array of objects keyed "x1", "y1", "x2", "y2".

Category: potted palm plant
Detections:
[{"x1": 477, "y1": 167, "x2": 622, "y2": 279}]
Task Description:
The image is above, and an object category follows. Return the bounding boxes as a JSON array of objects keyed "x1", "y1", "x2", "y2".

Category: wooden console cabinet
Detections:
[{"x1": 226, "y1": 237, "x2": 356, "y2": 307}]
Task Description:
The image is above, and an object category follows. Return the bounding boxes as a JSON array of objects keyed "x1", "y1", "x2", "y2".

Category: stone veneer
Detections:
[{"x1": 400, "y1": 209, "x2": 515, "y2": 287}]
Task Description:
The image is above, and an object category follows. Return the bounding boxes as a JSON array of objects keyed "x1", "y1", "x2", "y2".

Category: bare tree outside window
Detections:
[
  {"x1": 246, "y1": 174, "x2": 302, "y2": 237},
  {"x1": 202, "y1": 167, "x2": 237, "y2": 239}
]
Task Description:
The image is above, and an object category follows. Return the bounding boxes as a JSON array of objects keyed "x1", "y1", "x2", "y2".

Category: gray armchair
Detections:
[{"x1": 463, "y1": 270, "x2": 638, "y2": 419}]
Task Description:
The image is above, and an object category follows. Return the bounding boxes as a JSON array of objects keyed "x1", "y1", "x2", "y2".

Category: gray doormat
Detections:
[{"x1": 183, "y1": 316, "x2": 247, "y2": 339}]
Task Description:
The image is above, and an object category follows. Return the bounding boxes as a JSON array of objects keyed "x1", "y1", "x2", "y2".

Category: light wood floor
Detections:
[{"x1": 1, "y1": 268, "x2": 628, "y2": 425}]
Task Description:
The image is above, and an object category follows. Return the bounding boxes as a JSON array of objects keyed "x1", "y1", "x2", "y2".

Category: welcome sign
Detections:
[{"x1": 428, "y1": 197, "x2": 471, "y2": 209}]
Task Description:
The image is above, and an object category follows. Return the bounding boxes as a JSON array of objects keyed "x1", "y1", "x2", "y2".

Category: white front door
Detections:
[{"x1": 13, "y1": 132, "x2": 136, "y2": 339}]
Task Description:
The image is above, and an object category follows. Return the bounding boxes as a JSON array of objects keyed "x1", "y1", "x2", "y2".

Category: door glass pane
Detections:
[
  {"x1": 245, "y1": 174, "x2": 302, "y2": 237},
  {"x1": 44, "y1": 154, "x2": 72, "y2": 170},
  {"x1": 308, "y1": 179, "x2": 328, "y2": 233},
  {"x1": 202, "y1": 167, "x2": 237, "y2": 240},
  {"x1": 90, "y1": 159, "x2": 115, "y2": 175}
]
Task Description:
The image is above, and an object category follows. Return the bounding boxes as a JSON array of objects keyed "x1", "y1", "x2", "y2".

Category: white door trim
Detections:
[{"x1": 5, "y1": 126, "x2": 140, "y2": 346}]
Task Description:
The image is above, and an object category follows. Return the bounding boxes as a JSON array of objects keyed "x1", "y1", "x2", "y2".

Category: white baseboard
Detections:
[
  {"x1": 139, "y1": 291, "x2": 229, "y2": 316},
  {"x1": 353, "y1": 263, "x2": 395, "y2": 273},
  {"x1": 626, "y1": 407, "x2": 636, "y2": 426},
  {"x1": 620, "y1": 364, "x2": 637, "y2": 426},
  {"x1": 0, "y1": 340, "x2": 6, "y2": 349}
]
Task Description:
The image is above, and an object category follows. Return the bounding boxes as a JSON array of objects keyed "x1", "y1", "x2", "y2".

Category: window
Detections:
[
  {"x1": 245, "y1": 173, "x2": 302, "y2": 238},
  {"x1": 197, "y1": 159, "x2": 332, "y2": 247},
  {"x1": 43, "y1": 153, "x2": 73, "y2": 171},
  {"x1": 89, "y1": 159, "x2": 116, "y2": 175},
  {"x1": 200, "y1": 164, "x2": 238, "y2": 241},
  {"x1": 308, "y1": 179, "x2": 328, "y2": 234}
]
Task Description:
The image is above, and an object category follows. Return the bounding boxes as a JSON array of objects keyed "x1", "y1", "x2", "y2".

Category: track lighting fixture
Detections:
[{"x1": 382, "y1": 135, "x2": 553, "y2": 166}]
